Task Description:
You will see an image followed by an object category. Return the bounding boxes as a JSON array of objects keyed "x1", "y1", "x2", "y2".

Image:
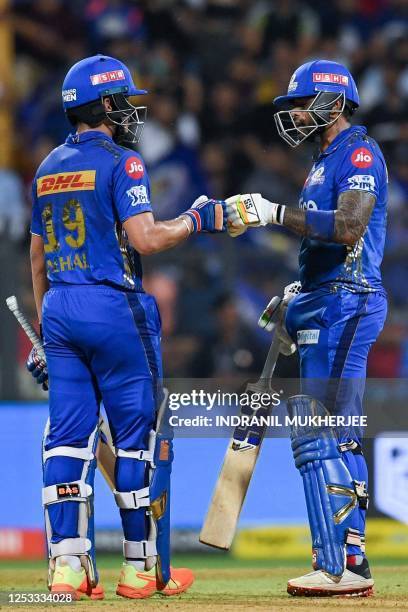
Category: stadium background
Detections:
[{"x1": 0, "y1": 0, "x2": 407, "y2": 573}]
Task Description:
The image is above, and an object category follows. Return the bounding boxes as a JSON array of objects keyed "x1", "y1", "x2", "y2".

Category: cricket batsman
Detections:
[
  {"x1": 226, "y1": 60, "x2": 387, "y2": 597},
  {"x1": 26, "y1": 54, "x2": 225, "y2": 599}
]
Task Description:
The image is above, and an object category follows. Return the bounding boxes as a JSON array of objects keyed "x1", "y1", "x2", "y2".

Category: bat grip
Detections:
[
  {"x1": 7, "y1": 301, "x2": 46, "y2": 361},
  {"x1": 260, "y1": 333, "x2": 281, "y2": 383}
]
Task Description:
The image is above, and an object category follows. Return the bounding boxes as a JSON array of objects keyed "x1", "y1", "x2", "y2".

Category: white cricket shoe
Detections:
[{"x1": 287, "y1": 564, "x2": 374, "y2": 597}]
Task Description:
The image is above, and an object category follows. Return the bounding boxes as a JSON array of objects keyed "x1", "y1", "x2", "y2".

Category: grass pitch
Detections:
[{"x1": 0, "y1": 555, "x2": 407, "y2": 611}]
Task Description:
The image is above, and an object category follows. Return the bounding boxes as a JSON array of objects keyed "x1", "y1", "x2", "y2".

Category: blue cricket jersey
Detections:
[
  {"x1": 31, "y1": 131, "x2": 152, "y2": 291},
  {"x1": 298, "y1": 125, "x2": 388, "y2": 293}
]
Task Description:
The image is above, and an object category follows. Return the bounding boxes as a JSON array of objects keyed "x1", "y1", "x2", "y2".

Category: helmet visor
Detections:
[
  {"x1": 105, "y1": 93, "x2": 147, "y2": 145},
  {"x1": 274, "y1": 91, "x2": 345, "y2": 147}
]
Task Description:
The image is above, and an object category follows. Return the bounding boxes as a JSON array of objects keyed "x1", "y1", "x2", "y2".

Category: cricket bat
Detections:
[
  {"x1": 6, "y1": 295, "x2": 117, "y2": 490},
  {"x1": 199, "y1": 332, "x2": 281, "y2": 549}
]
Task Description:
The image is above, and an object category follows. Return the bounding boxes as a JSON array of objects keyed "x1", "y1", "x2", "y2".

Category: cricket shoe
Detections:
[
  {"x1": 287, "y1": 556, "x2": 374, "y2": 597},
  {"x1": 51, "y1": 563, "x2": 105, "y2": 600},
  {"x1": 157, "y1": 566, "x2": 195, "y2": 596},
  {"x1": 116, "y1": 563, "x2": 194, "y2": 599}
]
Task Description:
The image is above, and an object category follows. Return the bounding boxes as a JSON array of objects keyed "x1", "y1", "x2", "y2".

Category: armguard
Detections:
[{"x1": 305, "y1": 209, "x2": 335, "y2": 241}]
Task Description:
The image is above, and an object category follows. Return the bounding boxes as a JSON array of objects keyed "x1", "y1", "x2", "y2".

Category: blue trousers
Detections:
[
  {"x1": 42, "y1": 285, "x2": 162, "y2": 559},
  {"x1": 285, "y1": 286, "x2": 387, "y2": 556}
]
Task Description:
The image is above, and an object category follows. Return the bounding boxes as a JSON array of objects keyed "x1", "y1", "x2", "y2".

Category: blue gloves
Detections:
[
  {"x1": 183, "y1": 195, "x2": 226, "y2": 233},
  {"x1": 26, "y1": 346, "x2": 48, "y2": 391}
]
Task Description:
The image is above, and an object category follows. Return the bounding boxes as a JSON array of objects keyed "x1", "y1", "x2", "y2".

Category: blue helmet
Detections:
[
  {"x1": 62, "y1": 54, "x2": 148, "y2": 145},
  {"x1": 62, "y1": 54, "x2": 147, "y2": 110},
  {"x1": 274, "y1": 59, "x2": 359, "y2": 110},
  {"x1": 273, "y1": 60, "x2": 359, "y2": 147}
]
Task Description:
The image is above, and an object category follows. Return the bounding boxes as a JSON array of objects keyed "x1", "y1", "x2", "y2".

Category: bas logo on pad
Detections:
[
  {"x1": 351, "y1": 148, "x2": 373, "y2": 168},
  {"x1": 57, "y1": 483, "x2": 80, "y2": 499},
  {"x1": 125, "y1": 157, "x2": 144, "y2": 179},
  {"x1": 37, "y1": 171, "x2": 96, "y2": 196}
]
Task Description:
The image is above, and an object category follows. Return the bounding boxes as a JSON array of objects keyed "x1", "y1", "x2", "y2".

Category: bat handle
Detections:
[
  {"x1": 260, "y1": 333, "x2": 281, "y2": 385},
  {"x1": 6, "y1": 295, "x2": 46, "y2": 361}
]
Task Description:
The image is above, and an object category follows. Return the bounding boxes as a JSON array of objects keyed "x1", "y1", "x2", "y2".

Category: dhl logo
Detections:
[{"x1": 37, "y1": 171, "x2": 96, "y2": 196}]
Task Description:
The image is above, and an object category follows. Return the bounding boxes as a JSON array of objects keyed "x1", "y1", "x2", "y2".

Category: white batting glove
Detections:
[{"x1": 226, "y1": 193, "x2": 286, "y2": 237}]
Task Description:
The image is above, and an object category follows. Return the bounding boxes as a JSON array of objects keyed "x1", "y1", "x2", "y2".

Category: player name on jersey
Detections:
[
  {"x1": 37, "y1": 171, "x2": 96, "y2": 196},
  {"x1": 46, "y1": 252, "x2": 89, "y2": 274}
]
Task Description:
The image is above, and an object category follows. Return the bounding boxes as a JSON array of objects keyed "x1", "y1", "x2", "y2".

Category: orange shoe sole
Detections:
[
  {"x1": 77, "y1": 578, "x2": 105, "y2": 600},
  {"x1": 52, "y1": 580, "x2": 105, "y2": 601},
  {"x1": 116, "y1": 583, "x2": 156, "y2": 599},
  {"x1": 159, "y1": 569, "x2": 195, "y2": 596},
  {"x1": 51, "y1": 584, "x2": 81, "y2": 601}
]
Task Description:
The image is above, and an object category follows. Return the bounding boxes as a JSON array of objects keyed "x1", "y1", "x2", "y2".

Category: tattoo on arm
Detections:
[
  {"x1": 333, "y1": 190, "x2": 375, "y2": 245},
  {"x1": 282, "y1": 207, "x2": 308, "y2": 237},
  {"x1": 282, "y1": 190, "x2": 376, "y2": 246}
]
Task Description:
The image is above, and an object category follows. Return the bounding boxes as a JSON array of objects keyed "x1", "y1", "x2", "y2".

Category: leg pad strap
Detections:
[
  {"x1": 42, "y1": 481, "x2": 92, "y2": 505},
  {"x1": 50, "y1": 537, "x2": 91, "y2": 558},
  {"x1": 123, "y1": 539, "x2": 157, "y2": 559},
  {"x1": 114, "y1": 487, "x2": 150, "y2": 509},
  {"x1": 43, "y1": 446, "x2": 94, "y2": 462},
  {"x1": 116, "y1": 448, "x2": 153, "y2": 461}
]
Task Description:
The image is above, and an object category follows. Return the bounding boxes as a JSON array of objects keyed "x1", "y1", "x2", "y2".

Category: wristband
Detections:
[
  {"x1": 183, "y1": 210, "x2": 201, "y2": 233},
  {"x1": 272, "y1": 203, "x2": 286, "y2": 225},
  {"x1": 305, "y1": 209, "x2": 335, "y2": 241},
  {"x1": 179, "y1": 216, "x2": 193, "y2": 235}
]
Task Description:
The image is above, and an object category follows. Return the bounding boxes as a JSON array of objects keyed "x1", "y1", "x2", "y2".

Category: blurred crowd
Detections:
[{"x1": 2, "y1": 0, "x2": 408, "y2": 397}]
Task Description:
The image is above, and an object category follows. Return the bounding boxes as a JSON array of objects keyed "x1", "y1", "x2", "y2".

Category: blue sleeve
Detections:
[
  {"x1": 30, "y1": 178, "x2": 42, "y2": 236},
  {"x1": 112, "y1": 151, "x2": 153, "y2": 223},
  {"x1": 335, "y1": 140, "x2": 385, "y2": 200}
]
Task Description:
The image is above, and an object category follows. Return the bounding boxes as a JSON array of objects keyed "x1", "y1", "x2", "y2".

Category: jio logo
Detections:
[
  {"x1": 125, "y1": 157, "x2": 144, "y2": 178},
  {"x1": 351, "y1": 147, "x2": 373, "y2": 168}
]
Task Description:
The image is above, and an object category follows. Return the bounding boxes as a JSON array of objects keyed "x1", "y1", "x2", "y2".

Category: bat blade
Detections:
[
  {"x1": 95, "y1": 438, "x2": 116, "y2": 491},
  {"x1": 199, "y1": 443, "x2": 261, "y2": 549},
  {"x1": 200, "y1": 334, "x2": 281, "y2": 550}
]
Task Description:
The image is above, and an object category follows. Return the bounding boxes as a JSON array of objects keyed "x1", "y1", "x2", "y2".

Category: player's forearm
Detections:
[
  {"x1": 282, "y1": 191, "x2": 375, "y2": 246},
  {"x1": 124, "y1": 215, "x2": 192, "y2": 255},
  {"x1": 144, "y1": 216, "x2": 193, "y2": 253}
]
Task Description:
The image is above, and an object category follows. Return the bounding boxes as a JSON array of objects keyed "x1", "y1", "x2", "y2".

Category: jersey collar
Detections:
[
  {"x1": 66, "y1": 130, "x2": 114, "y2": 145},
  {"x1": 317, "y1": 125, "x2": 367, "y2": 158}
]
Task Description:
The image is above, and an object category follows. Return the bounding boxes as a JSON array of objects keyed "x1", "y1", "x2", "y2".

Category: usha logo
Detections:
[
  {"x1": 312, "y1": 73, "x2": 349, "y2": 85},
  {"x1": 351, "y1": 147, "x2": 373, "y2": 168},
  {"x1": 90, "y1": 69, "x2": 125, "y2": 85}
]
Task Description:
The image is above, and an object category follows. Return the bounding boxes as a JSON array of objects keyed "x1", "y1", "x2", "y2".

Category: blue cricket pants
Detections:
[{"x1": 42, "y1": 284, "x2": 162, "y2": 559}]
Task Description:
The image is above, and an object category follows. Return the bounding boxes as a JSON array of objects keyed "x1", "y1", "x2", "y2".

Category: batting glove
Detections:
[
  {"x1": 182, "y1": 195, "x2": 226, "y2": 233},
  {"x1": 26, "y1": 346, "x2": 48, "y2": 390},
  {"x1": 258, "y1": 281, "x2": 301, "y2": 356},
  {"x1": 226, "y1": 193, "x2": 285, "y2": 237}
]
